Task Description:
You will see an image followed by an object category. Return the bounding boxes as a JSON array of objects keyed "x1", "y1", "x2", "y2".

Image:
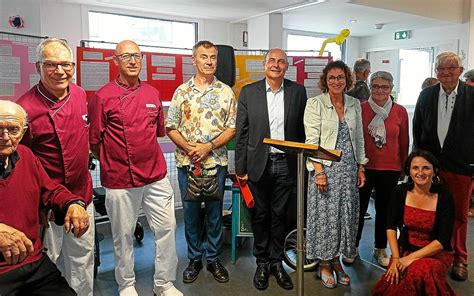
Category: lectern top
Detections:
[{"x1": 263, "y1": 138, "x2": 341, "y2": 162}]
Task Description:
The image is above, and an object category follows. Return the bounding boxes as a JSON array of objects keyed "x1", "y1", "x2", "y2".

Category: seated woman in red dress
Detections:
[{"x1": 373, "y1": 150, "x2": 457, "y2": 296}]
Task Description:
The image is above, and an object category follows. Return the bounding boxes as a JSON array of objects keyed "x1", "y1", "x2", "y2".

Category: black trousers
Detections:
[
  {"x1": 356, "y1": 169, "x2": 401, "y2": 248},
  {"x1": 248, "y1": 156, "x2": 295, "y2": 264},
  {"x1": 0, "y1": 254, "x2": 76, "y2": 296}
]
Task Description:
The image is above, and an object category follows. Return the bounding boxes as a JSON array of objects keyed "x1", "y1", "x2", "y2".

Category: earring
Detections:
[
  {"x1": 432, "y1": 175, "x2": 441, "y2": 185},
  {"x1": 407, "y1": 176, "x2": 413, "y2": 185}
]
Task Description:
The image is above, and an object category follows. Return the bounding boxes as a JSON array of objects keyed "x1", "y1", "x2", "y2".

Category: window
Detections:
[
  {"x1": 88, "y1": 11, "x2": 197, "y2": 53},
  {"x1": 286, "y1": 33, "x2": 344, "y2": 60}
]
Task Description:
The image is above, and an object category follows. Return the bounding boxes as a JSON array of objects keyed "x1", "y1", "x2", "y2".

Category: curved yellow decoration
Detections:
[{"x1": 319, "y1": 29, "x2": 351, "y2": 56}]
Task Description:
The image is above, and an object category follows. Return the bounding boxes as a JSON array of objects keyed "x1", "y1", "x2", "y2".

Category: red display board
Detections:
[
  {"x1": 0, "y1": 35, "x2": 44, "y2": 101},
  {"x1": 76, "y1": 47, "x2": 192, "y2": 101}
]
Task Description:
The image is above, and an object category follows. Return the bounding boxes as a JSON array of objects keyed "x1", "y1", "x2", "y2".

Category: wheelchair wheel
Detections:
[
  {"x1": 283, "y1": 228, "x2": 319, "y2": 271},
  {"x1": 134, "y1": 222, "x2": 144, "y2": 243}
]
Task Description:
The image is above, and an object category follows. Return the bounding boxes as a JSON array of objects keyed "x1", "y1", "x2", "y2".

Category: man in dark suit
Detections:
[
  {"x1": 413, "y1": 51, "x2": 474, "y2": 281},
  {"x1": 235, "y1": 48, "x2": 307, "y2": 291}
]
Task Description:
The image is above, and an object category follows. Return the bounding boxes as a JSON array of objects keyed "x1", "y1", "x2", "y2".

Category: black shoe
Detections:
[
  {"x1": 253, "y1": 263, "x2": 270, "y2": 290},
  {"x1": 207, "y1": 259, "x2": 229, "y2": 283},
  {"x1": 183, "y1": 260, "x2": 203, "y2": 283},
  {"x1": 271, "y1": 262, "x2": 294, "y2": 290}
]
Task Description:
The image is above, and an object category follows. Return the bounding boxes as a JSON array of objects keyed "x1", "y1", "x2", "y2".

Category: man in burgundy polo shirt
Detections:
[
  {"x1": 88, "y1": 40, "x2": 181, "y2": 296},
  {"x1": 0, "y1": 100, "x2": 89, "y2": 295},
  {"x1": 17, "y1": 38, "x2": 95, "y2": 296}
]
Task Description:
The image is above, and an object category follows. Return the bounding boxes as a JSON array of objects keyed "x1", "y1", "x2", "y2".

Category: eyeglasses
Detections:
[
  {"x1": 41, "y1": 61, "x2": 75, "y2": 71},
  {"x1": 266, "y1": 58, "x2": 287, "y2": 66},
  {"x1": 435, "y1": 66, "x2": 459, "y2": 73},
  {"x1": 371, "y1": 84, "x2": 391, "y2": 91},
  {"x1": 327, "y1": 75, "x2": 346, "y2": 83},
  {"x1": 115, "y1": 53, "x2": 143, "y2": 62},
  {"x1": 0, "y1": 125, "x2": 23, "y2": 137}
]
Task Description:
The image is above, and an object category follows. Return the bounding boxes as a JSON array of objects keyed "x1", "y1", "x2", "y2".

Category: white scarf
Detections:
[{"x1": 367, "y1": 96, "x2": 392, "y2": 148}]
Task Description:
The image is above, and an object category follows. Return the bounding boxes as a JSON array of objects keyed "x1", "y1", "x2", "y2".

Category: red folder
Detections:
[{"x1": 236, "y1": 178, "x2": 254, "y2": 208}]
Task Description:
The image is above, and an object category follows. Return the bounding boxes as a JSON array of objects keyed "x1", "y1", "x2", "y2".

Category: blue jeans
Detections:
[{"x1": 178, "y1": 165, "x2": 227, "y2": 263}]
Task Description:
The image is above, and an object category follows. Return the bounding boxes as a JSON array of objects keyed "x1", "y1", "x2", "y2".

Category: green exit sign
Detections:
[{"x1": 394, "y1": 30, "x2": 411, "y2": 40}]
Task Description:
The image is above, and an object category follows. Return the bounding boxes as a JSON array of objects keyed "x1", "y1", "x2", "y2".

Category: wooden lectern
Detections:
[{"x1": 263, "y1": 138, "x2": 341, "y2": 296}]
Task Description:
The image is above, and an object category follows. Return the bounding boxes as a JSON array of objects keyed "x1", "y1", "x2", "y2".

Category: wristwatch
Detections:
[{"x1": 69, "y1": 200, "x2": 87, "y2": 209}]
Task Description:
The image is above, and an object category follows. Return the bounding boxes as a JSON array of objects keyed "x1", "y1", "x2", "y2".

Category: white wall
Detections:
[
  {"x1": 0, "y1": 0, "x2": 243, "y2": 56},
  {"x1": 0, "y1": 0, "x2": 41, "y2": 35},
  {"x1": 345, "y1": 36, "x2": 362, "y2": 66},
  {"x1": 360, "y1": 23, "x2": 469, "y2": 66},
  {"x1": 248, "y1": 14, "x2": 270, "y2": 50}
]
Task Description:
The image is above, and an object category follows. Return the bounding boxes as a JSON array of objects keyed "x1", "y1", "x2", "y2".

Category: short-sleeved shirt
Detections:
[
  {"x1": 166, "y1": 77, "x2": 236, "y2": 168},
  {"x1": 88, "y1": 79, "x2": 167, "y2": 189},
  {"x1": 17, "y1": 82, "x2": 93, "y2": 204}
]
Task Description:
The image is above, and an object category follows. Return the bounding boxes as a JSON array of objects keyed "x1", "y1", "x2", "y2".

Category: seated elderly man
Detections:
[{"x1": 0, "y1": 100, "x2": 89, "y2": 296}]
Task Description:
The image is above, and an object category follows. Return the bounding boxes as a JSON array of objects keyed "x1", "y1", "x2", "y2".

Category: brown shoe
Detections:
[{"x1": 451, "y1": 262, "x2": 468, "y2": 281}]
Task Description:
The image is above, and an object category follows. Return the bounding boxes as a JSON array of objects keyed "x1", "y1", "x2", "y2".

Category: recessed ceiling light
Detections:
[{"x1": 350, "y1": 20, "x2": 357, "y2": 23}]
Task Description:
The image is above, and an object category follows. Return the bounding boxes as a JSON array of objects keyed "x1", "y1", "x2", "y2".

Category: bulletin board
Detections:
[
  {"x1": 0, "y1": 32, "x2": 47, "y2": 101},
  {"x1": 232, "y1": 54, "x2": 332, "y2": 99},
  {"x1": 76, "y1": 47, "x2": 193, "y2": 102}
]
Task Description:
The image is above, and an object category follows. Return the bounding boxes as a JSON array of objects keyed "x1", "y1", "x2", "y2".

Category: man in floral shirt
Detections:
[{"x1": 166, "y1": 40, "x2": 236, "y2": 284}]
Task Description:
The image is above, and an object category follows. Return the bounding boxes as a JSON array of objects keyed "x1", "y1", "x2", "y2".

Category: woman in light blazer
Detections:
[{"x1": 304, "y1": 60, "x2": 368, "y2": 289}]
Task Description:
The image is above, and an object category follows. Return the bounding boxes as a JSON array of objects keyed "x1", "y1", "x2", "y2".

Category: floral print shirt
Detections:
[{"x1": 166, "y1": 77, "x2": 237, "y2": 168}]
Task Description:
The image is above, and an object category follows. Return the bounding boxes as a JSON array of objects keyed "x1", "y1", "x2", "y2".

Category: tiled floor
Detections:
[{"x1": 89, "y1": 200, "x2": 474, "y2": 296}]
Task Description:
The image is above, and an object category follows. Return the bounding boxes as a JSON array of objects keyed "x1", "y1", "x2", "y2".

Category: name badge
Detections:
[{"x1": 146, "y1": 104, "x2": 156, "y2": 108}]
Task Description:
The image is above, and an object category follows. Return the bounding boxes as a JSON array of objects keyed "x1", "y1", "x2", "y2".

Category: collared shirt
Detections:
[
  {"x1": 17, "y1": 82, "x2": 92, "y2": 204},
  {"x1": 437, "y1": 82, "x2": 458, "y2": 147},
  {"x1": 88, "y1": 79, "x2": 167, "y2": 189},
  {"x1": 0, "y1": 151, "x2": 19, "y2": 179},
  {"x1": 166, "y1": 76, "x2": 237, "y2": 168},
  {"x1": 265, "y1": 80, "x2": 285, "y2": 153}
]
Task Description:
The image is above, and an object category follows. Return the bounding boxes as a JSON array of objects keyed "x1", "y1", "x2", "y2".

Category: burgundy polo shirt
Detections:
[
  {"x1": 88, "y1": 79, "x2": 167, "y2": 189},
  {"x1": 17, "y1": 82, "x2": 93, "y2": 205},
  {"x1": 0, "y1": 145, "x2": 84, "y2": 275}
]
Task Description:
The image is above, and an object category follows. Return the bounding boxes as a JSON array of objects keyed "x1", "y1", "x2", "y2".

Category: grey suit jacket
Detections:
[{"x1": 235, "y1": 78, "x2": 307, "y2": 182}]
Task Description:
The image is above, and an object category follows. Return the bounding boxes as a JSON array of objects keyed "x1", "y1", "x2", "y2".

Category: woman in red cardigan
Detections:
[{"x1": 345, "y1": 71, "x2": 409, "y2": 267}]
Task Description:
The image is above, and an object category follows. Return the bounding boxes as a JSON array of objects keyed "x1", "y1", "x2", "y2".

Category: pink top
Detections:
[
  {"x1": 361, "y1": 101, "x2": 409, "y2": 171},
  {"x1": 88, "y1": 79, "x2": 167, "y2": 189},
  {"x1": 18, "y1": 82, "x2": 92, "y2": 204}
]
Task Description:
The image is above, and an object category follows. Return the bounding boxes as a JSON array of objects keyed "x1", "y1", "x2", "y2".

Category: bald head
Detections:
[
  {"x1": 115, "y1": 40, "x2": 139, "y2": 55},
  {"x1": 0, "y1": 100, "x2": 28, "y2": 127},
  {"x1": 0, "y1": 100, "x2": 28, "y2": 158},
  {"x1": 114, "y1": 40, "x2": 142, "y2": 86}
]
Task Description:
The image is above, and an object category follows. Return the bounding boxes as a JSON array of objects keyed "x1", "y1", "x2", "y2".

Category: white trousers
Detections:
[
  {"x1": 105, "y1": 177, "x2": 178, "y2": 294},
  {"x1": 43, "y1": 203, "x2": 95, "y2": 296}
]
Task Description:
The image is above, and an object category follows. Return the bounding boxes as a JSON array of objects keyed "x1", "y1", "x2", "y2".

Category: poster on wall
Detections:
[
  {"x1": 0, "y1": 33, "x2": 43, "y2": 101},
  {"x1": 231, "y1": 54, "x2": 331, "y2": 99},
  {"x1": 76, "y1": 47, "x2": 191, "y2": 102}
]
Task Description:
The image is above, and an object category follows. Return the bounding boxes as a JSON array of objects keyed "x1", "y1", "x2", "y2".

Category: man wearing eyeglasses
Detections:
[
  {"x1": 235, "y1": 48, "x2": 307, "y2": 291},
  {"x1": 0, "y1": 100, "x2": 90, "y2": 296},
  {"x1": 16, "y1": 38, "x2": 95, "y2": 296},
  {"x1": 413, "y1": 51, "x2": 474, "y2": 281},
  {"x1": 88, "y1": 40, "x2": 181, "y2": 296}
]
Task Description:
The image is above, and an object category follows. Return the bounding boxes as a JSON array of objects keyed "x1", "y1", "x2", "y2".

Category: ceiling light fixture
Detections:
[{"x1": 374, "y1": 23, "x2": 384, "y2": 30}]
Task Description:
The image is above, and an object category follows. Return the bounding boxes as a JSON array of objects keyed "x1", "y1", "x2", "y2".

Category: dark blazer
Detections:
[
  {"x1": 387, "y1": 184, "x2": 454, "y2": 250},
  {"x1": 413, "y1": 80, "x2": 474, "y2": 176},
  {"x1": 235, "y1": 78, "x2": 307, "y2": 182}
]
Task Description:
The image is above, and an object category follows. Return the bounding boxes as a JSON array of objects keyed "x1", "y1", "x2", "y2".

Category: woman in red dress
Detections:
[{"x1": 373, "y1": 150, "x2": 457, "y2": 295}]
